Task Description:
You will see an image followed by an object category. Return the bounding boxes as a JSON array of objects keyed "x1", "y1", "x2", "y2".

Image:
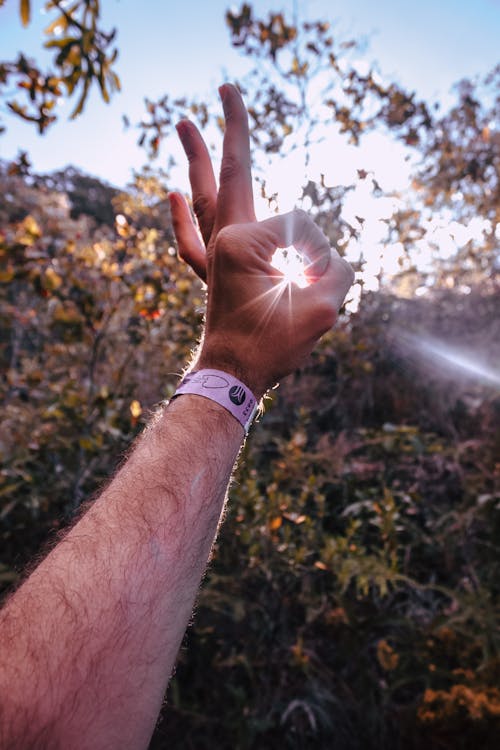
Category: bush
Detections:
[{"x1": 1, "y1": 167, "x2": 499, "y2": 748}]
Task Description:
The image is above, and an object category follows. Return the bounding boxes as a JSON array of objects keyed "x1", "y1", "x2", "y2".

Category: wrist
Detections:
[
  {"x1": 174, "y1": 367, "x2": 259, "y2": 434},
  {"x1": 193, "y1": 345, "x2": 270, "y2": 401}
]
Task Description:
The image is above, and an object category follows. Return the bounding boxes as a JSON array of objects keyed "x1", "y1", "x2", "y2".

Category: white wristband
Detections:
[{"x1": 172, "y1": 369, "x2": 259, "y2": 433}]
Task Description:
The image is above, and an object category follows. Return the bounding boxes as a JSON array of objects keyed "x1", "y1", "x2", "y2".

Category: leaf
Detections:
[
  {"x1": 79, "y1": 437, "x2": 94, "y2": 451},
  {"x1": 43, "y1": 267, "x2": 63, "y2": 290},
  {"x1": 129, "y1": 400, "x2": 142, "y2": 418},
  {"x1": 44, "y1": 36, "x2": 77, "y2": 50},
  {"x1": 377, "y1": 639, "x2": 399, "y2": 671},
  {"x1": 20, "y1": 0, "x2": 30, "y2": 27},
  {"x1": 64, "y1": 71, "x2": 79, "y2": 95},
  {"x1": 44, "y1": 14, "x2": 68, "y2": 36},
  {"x1": 0, "y1": 265, "x2": 15, "y2": 282},
  {"x1": 109, "y1": 71, "x2": 121, "y2": 93},
  {"x1": 66, "y1": 44, "x2": 82, "y2": 67},
  {"x1": 314, "y1": 561, "x2": 328, "y2": 571},
  {"x1": 100, "y1": 83, "x2": 110, "y2": 104},
  {"x1": 52, "y1": 303, "x2": 83, "y2": 324},
  {"x1": 17, "y1": 214, "x2": 42, "y2": 244},
  {"x1": 70, "y1": 75, "x2": 91, "y2": 119}
]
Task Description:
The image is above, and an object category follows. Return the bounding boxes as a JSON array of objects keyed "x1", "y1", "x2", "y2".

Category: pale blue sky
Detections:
[{"x1": 1, "y1": 0, "x2": 499, "y2": 186}]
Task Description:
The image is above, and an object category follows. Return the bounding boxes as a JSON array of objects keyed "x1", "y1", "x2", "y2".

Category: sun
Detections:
[{"x1": 270, "y1": 246, "x2": 309, "y2": 288}]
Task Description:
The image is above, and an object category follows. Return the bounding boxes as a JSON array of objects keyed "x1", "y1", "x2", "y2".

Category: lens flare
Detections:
[
  {"x1": 401, "y1": 333, "x2": 500, "y2": 388},
  {"x1": 271, "y1": 246, "x2": 309, "y2": 289}
]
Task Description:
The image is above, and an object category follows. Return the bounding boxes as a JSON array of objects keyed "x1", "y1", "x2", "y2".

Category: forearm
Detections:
[
  {"x1": 0, "y1": 395, "x2": 243, "y2": 750},
  {"x1": 0, "y1": 81, "x2": 354, "y2": 750}
]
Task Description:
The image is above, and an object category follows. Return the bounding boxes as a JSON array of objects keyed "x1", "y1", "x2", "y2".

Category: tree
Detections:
[
  {"x1": 0, "y1": 0, "x2": 120, "y2": 135},
  {"x1": 137, "y1": 3, "x2": 498, "y2": 296},
  {"x1": 387, "y1": 67, "x2": 500, "y2": 292},
  {"x1": 2, "y1": 160, "x2": 499, "y2": 749},
  {"x1": 1, "y1": 4, "x2": 499, "y2": 748}
]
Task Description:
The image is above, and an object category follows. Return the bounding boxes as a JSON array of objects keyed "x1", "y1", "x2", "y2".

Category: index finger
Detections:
[
  {"x1": 176, "y1": 119, "x2": 217, "y2": 247},
  {"x1": 257, "y1": 209, "x2": 332, "y2": 280},
  {"x1": 215, "y1": 84, "x2": 256, "y2": 229}
]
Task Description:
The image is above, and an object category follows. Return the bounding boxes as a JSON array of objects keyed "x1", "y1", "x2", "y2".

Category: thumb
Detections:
[
  {"x1": 296, "y1": 251, "x2": 355, "y2": 333},
  {"x1": 256, "y1": 209, "x2": 331, "y2": 279}
]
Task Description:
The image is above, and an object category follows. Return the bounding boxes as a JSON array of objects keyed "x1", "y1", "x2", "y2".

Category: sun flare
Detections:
[{"x1": 270, "y1": 246, "x2": 309, "y2": 289}]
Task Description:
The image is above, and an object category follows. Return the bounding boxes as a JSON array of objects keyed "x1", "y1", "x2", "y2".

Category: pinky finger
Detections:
[{"x1": 168, "y1": 192, "x2": 207, "y2": 282}]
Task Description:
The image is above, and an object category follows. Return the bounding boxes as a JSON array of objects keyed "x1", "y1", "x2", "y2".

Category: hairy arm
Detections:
[
  {"x1": 0, "y1": 84, "x2": 354, "y2": 750},
  {"x1": 0, "y1": 395, "x2": 243, "y2": 749}
]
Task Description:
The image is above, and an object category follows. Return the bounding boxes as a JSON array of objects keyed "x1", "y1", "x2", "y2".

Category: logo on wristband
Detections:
[{"x1": 229, "y1": 385, "x2": 246, "y2": 406}]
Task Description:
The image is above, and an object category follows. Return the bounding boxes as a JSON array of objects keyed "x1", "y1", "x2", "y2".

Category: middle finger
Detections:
[{"x1": 216, "y1": 83, "x2": 256, "y2": 229}]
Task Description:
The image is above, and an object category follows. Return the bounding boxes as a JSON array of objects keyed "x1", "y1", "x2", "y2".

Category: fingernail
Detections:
[
  {"x1": 175, "y1": 121, "x2": 195, "y2": 159},
  {"x1": 218, "y1": 84, "x2": 229, "y2": 113},
  {"x1": 175, "y1": 120, "x2": 190, "y2": 137}
]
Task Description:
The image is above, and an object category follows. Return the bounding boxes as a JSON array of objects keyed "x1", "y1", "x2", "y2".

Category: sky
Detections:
[{"x1": 1, "y1": 0, "x2": 499, "y2": 189}]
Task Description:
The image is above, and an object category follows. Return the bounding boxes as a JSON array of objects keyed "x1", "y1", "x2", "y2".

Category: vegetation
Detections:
[
  {"x1": 1, "y1": 2, "x2": 499, "y2": 748},
  {"x1": 0, "y1": 0, "x2": 119, "y2": 134}
]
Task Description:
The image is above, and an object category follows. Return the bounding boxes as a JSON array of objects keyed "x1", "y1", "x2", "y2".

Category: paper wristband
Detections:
[{"x1": 172, "y1": 369, "x2": 259, "y2": 433}]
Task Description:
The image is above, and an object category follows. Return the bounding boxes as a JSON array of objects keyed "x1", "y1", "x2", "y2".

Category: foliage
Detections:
[
  {"x1": 1, "y1": 3, "x2": 499, "y2": 748},
  {"x1": 0, "y1": 163, "x2": 201, "y2": 564},
  {"x1": 138, "y1": 3, "x2": 432, "y2": 161},
  {"x1": 0, "y1": 0, "x2": 120, "y2": 134},
  {"x1": 137, "y1": 3, "x2": 498, "y2": 302},
  {"x1": 32, "y1": 165, "x2": 120, "y2": 226},
  {"x1": 387, "y1": 67, "x2": 500, "y2": 293},
  {"x1": 154, "y1": 285, "x2": 500, "y2": 750},
  {"x1": 0, "y1": 166, "x2": 499, "y2": 749}
]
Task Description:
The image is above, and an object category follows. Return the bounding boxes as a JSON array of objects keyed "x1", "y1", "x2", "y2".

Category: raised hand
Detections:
[{"x1": 168, "y1": 84, "x2": 354, "y2": 397}]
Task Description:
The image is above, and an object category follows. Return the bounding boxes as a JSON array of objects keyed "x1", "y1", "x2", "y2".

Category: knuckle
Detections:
[
  {"x1": 293, "y1": 208, "x2": 309, "y2": 221},
  {"x1": 219, "y1": 153, "x2": 249, "y2": 184},
  {"x1": 214, "y1": 225, "x2": 248, "y2": 265},
  {"x1": 314, "y1": 302, "x2": 338, "y2": 332},
  {"x1": 215, "y1": 224, "x2": 236, "y2": 251},
  {"x1": 192, "y1": 194, "x2": 213, "y2": 221},
  {"x1": 293, "y1": 208, "x2": 310, "y2": 227}
]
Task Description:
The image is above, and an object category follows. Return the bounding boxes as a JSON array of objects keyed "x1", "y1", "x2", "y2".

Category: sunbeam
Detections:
[
  {"x1": 231, "y1": 274, "x2": 290, "y2": 328},
  {"x1": 271, "y1": 246, "x2": 309, "y2": 289},
  {"x1": 400, "y1": 333, "x2": 500, "y2": 387}
]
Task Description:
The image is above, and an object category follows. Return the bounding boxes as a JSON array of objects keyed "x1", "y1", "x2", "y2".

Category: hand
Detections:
[{"x1": 168, "y1": 84, "x2": 354, "y2": 398}]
